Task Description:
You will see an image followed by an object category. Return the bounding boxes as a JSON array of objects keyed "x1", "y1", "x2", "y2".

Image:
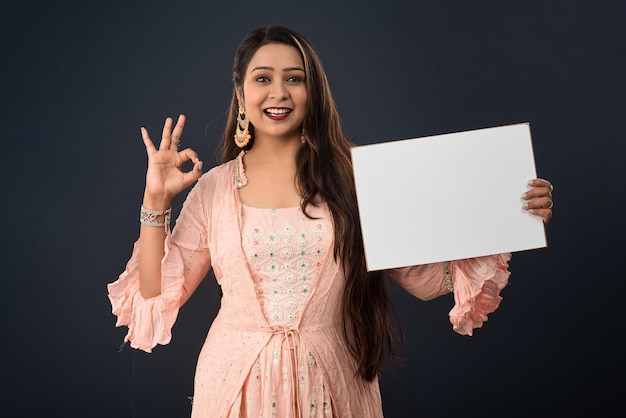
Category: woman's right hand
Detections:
[{"x1": 141, "y1": 114, "x2": 203, "y2": 208}]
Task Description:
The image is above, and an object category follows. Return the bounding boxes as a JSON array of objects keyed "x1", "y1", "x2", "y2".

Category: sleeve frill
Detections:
[
  {"x1": 449, "y1": 253, "x2": 512, "y2": 336},
  {"x1": 107, "y1": 235, "x2": 185, "y2": 352}
]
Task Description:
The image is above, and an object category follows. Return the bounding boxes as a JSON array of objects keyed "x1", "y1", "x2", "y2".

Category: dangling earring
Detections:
[
  {"x1": 234, "y1": 106, "x2": 251, "y2": 148},
  {"x1": 300, "y1": 128, "x2": 306, "y2": 144}
]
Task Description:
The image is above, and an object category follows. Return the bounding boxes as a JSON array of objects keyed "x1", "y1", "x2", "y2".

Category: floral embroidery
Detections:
[
  {"x1": 282, "y1": 224, "x2": 295, "y2": 242},
  {"x1": 297, "y1": 259, "x2": 309, "y2": 271},
  {"x1": 281, "y1": 248, "x2": 294, "y2": 259},
  {"x1": 312, "y1": 246, "x2": 325, "y2": 258},
  {"x1": 250, "y1": 251, "x2": 263, "y2": 263},
  {"x1": 241, "y1": 205, "x2": 330, "y2": 329},
  {"x1": 297, "y1": 232, "x2": 310, "y2": 246},
  {"x1": 266, "y1": 233, "x2": 279, "y2": 247}
]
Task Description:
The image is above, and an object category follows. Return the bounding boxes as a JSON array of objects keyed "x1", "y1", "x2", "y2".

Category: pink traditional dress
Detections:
[{"x1": 108, "y1": 152, "x2": 511, "y2": 417}]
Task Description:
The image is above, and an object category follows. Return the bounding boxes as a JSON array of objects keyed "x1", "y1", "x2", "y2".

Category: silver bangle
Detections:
[
  {"x1": 140, "y1": 205, "x2": 171, "y2": 232},
  {"x1": 444, "y1": 261, "x2": 453, "y2": 292}
]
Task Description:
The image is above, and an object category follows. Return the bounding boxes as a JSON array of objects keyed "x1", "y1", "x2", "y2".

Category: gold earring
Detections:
[
  {"x1": 234, "y1": 106, "x2": 251, "y2": 148},
  {"x1": 300, "y1": 128, "x2": 306, "y2": 144}
]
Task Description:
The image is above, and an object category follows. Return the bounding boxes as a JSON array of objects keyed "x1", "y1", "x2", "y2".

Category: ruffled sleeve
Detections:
[
  {"x1": 107, "y1": 174, "x2": 213, "y2": 352},
  {"x1": 448, "y1": 253, "x2": 511, "y2": 335},
  {"x1": 387, "y1": 253, "x2": 511, "y2": 336},
  {"x1": 107, "y1": 236, "x2": 187, "y2": 352}
]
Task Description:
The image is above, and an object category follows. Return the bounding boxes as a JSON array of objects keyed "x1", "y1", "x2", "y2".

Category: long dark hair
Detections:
[{"x1": 220, "y1": 26, "x2": 402, "y2": 381}]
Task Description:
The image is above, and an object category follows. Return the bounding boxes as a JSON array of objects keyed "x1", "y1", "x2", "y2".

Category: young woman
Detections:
[{"x1": 108, "y1": 26, "x2": 554, "y2": 417}]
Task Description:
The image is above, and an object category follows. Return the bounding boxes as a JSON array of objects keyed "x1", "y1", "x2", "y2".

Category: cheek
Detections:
[
  {"x1": 244, "y1": 96, "x2": 267, "y2": 125},
  {"x1": 294, "y1": 88, "x2": 308, "y2": 109},
  {"x1": 244, "y1": 89, "x2": 264, "y2": 109}
]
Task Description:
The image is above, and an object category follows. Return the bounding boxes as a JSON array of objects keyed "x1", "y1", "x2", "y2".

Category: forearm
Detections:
[
  {"x1": 388, "y1": 262, "x2": 451, "y2": 301},
  {"x1": 138, "y1": 196, "x2": 171, "y2": 299}
]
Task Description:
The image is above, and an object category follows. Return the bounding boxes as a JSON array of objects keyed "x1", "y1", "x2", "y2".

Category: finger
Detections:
[
  {"x1": 176, "y1": 148, "x2": 199, "y2": 166},
  {"x1": 141, "y1": 127, "x2": 157, "y2": 154},
  {"x1": 159, "y1": 117, "x2": 174, "y2": 150},
  {"x1": 528, "y1": 178, "x2": 553, "y2": 192},
  {"x1": 522, "y1": 196, "x2": 553, "y2": 210},
  {"x1": 521, "y1": 186, "x2": 552, "y2": 200},
  {"x1": 170, "y1": 114, "x2": 186, "y2": 150}
]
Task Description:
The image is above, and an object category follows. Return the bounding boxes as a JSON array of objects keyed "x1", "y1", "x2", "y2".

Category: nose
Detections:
[{"x1": 269, "y1": 80, "x2": 289, "y2": 100}]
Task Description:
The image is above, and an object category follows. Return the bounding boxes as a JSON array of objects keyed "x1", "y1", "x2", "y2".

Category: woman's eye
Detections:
[
  {"x1": 287, "y1": 76, "x2": 302, "y2": 82},
  {"x1": 255, "y1": 76, "x2": 270, "y2": 83}
]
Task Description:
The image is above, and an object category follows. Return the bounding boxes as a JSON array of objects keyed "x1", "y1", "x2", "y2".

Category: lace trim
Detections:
[{"x1": 235, "y1": 150, "x2": 248, "y2": 189}]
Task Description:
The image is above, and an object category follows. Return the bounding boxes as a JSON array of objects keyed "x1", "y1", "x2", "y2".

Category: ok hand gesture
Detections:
[{"x1": 141, "y1": 114, "x2": 203, "y2": 207}]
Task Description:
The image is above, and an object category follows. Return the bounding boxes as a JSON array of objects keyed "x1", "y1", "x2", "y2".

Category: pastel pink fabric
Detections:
[{"x1": 107, "y1": 157, "x2": 511, "y2": 417}]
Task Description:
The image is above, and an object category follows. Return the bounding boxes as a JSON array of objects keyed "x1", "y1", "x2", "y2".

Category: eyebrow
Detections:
[{"x1": 250, "y1": 66, "x2": 305, "y2": 73}]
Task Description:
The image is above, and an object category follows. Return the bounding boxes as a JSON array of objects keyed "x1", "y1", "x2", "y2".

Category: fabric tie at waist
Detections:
[{"x1": 264, "y1": 326, "x2": 302, "y2": 418}]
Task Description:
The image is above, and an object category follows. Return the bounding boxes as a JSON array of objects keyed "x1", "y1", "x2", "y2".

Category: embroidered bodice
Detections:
[{"x1": 240, "y1": 205, "x2": 331, "y2": 328}]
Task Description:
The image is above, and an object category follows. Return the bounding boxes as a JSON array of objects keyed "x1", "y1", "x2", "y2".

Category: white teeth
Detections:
[{"x1": 265, "y1": 108, "x2": 290, "y2": 115}]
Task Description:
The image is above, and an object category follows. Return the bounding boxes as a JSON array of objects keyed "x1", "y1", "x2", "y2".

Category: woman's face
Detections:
[{"x1": 238, "y1": 42, "x2": 307, "y2": 143}]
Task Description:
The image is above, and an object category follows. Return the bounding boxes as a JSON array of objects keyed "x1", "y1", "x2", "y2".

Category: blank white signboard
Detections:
[{"x1": 351, "y1": 123, "x2": 547, "y2": 271}]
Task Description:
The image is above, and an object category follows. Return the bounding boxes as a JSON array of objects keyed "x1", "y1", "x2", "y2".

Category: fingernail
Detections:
[
  {"x1": 522, "y1": 203, "x2": 529, "y2": 209},
  {"x1": 198, "y1": 161, "x2": 203, "y2": 171},
  {"x1": 521, "y1": 192, "x2": 528, "y2": 200},
  {"x1": 527, "y1": 180, "x2": 534, "y2": 186}
]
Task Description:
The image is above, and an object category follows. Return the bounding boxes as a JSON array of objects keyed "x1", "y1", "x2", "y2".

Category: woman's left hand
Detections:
[{"x1": 522, "y1": 178, "x2": 554, "y2": 224}]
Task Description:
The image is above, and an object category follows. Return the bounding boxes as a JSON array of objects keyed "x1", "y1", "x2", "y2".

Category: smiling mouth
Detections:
[{"x1": 264, "y1": 108, "x2": 292, "y2": 118}]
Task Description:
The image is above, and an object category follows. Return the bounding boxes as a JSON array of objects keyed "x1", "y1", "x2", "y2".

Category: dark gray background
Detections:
[{"x1": 1, "y1": 0, "x2": 624, "y2": 417}]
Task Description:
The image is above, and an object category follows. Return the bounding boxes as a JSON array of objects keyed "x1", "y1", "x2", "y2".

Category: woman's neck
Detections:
[{"x1": 246, "y1": 137, "x2": 302, "y2": 164}]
